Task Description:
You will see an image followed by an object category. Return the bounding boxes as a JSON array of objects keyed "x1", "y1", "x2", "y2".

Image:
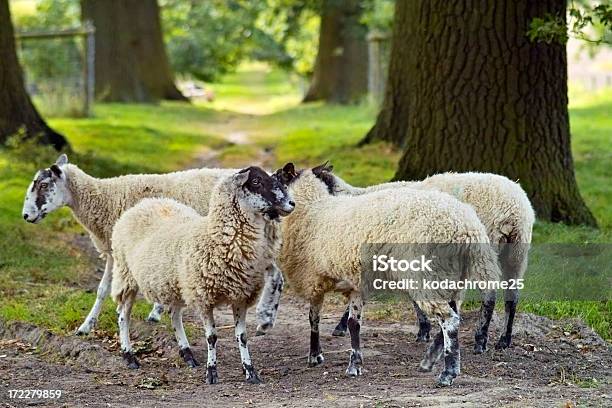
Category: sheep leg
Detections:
[
  {"x1": 118, "y1": 290, "x2": 139, "y2": 369},
  {"x1": 255, "y1": 263, "x2": 284, "y2": 335},
  {"x1": 76, "y1": 256, "x2": 113, "y2": 335},
  {"x1": 332, "y1": 307, "x2": 349, "y2": 337},
  {"x1": 170, "y1": 306, "x2": 199, "y2": 368},
  {"x1": 308, "y1": 297, "x2": 324, "y2": 367},
  {"x1": 436, "y1": 305, "x2": 461, "y2": 387},
  {"x1": 418, "y1": 301, "x2": 455, "y2": 371},
  {"x1": 201, "y1": 308, "x2": 218, "y2": 384},
  {"x1": 146, "y1": 303, "x2": 165, "y2": 323},
  {"x1": 474, "y1": 289, "x2": 496, "y2": 354},
  {"x1": 419, "y1": 300, "x2": 459, "y2": 372},
  {"x1": 345, "y1": 291, "x2": 363, "y2": 377},
  {"x1": 419, "y1": 328, "x2": 444, "y2": 372},
  {"x1": 495, "y1": 288, "x2": 518, "y2": 350},
  {"x1": 413, "y1": 301, "x2": 432, "y2": 342},
  {"x1": 233, "y1": 304, "x2": 261, "y2": 384}
]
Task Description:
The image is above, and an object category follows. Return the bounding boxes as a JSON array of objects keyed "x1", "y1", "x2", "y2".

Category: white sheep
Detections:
[
  {"x1": 275, "y1": 163, "x2": 501, "y2": 386},
  {"x1": 21, "y1": 155, "x2": 285, "y2": 336},
  {"x1": 319, "y1": 168, "x2": 534, "y2": 352},
  {"x1": 111, "y1": 167, "x2": 295, "y2": 384}
]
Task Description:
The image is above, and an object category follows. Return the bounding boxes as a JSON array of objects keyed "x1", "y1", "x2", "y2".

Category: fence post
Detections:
[
  {"x1": 83, "y1": 20, "x2": 95, "y2": 117},
  {"x1": 367, "y1": 30, "x2": 389, "y2": 106}
]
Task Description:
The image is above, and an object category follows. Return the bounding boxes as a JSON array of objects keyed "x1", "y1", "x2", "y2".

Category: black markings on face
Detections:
[
  {"x1": 312, "y1": 163, "x2": 336, "y2": 194},
  {"x1": 32, "y1": 169, "x2": 53, "y2": 210},
  {"x1": 240, "y1": 166, "x2": 290, "y2": 212}
]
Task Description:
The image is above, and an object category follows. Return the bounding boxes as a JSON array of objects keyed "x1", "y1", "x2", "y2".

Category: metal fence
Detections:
[{"x1": 15, "y1": 21, "x2": 95, "y2": 117}]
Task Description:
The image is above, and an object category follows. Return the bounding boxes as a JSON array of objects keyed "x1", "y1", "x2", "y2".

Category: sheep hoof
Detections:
[
  {"x1": 75, "y1": 328, "x2": 89, "y2": 336},
  {"x1": 345, "y1": 351, "x2": 363, "y2": 377},
  {"x1": 307, "y1": 353, "x2": 324, "y2": 367},
  {"x1": 345, "y1": 365, "x2": 362, "y2": 377},
  {"x1": 418, "y1": 360, "x2": 434, "y2": 372},
  {"x1": 331, "y1": 328, "x2": 347, "y2": 337},
  {"x1": 436, "y1": 372, "x2": 456, "y2": 387},
  {"x1": 76, "y1": 319, "x2": 94, "y2": 336},
  {"x1": 246, "y1": 374, "x2": 262, "y2": 384},
  {"x1": 206, "y1": 366, "x2": 218, "y2": 384},
  {"x1": 255, "y1": 323, "x2": 272, "y2": 336},
  {"x1": 179, "y1": 347, "x2": 200, "y2": 368},
  {"x1": 243, "y1": 364, "x2": 262, "y2": 384},
  {"x1": 122, "y1": 351, "x2": 140, "y2": 369},
  {"x1": 473, "y1": 343, "x2": 487, "y2": 354},
  {"x1": 495, "y1": 335, "x2": 511, "y2": 350},
  {"x1": 146, "y1": 315, "x2": 161, "y2": 323}
]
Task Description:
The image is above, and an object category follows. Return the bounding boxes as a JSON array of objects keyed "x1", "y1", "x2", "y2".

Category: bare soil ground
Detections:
[{"x1": 0, "y1": 287, "x2": 610, "y2": 408}]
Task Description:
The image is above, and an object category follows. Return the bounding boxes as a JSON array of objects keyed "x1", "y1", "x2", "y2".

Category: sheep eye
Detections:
[
  {"x1": 40, "y1": 182, "x2": 49, "y2": 189},
  {"x1": 251, "y1": 178, "x2": 260, "y2": 186}
]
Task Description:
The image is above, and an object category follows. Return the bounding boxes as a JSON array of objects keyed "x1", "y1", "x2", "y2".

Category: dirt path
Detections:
[{"x1": 1, "y1": 293, "x2": 610, "y2": 407}]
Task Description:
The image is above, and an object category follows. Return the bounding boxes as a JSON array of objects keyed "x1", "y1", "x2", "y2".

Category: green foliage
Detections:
[
  {"x1": 13, "y1": 0, "x2": 86, "y2": 117},
  {"x1": 161, "y1": 0, "x2": 322, "y2": 80},
  {"x1": 13, "y1": 0, "x2": 81, "y2": 81},
  {"x1": 361, "y1": 0, "x2": 394, "y2": 32},
  {"x1": 528, "y1": 2, "x2": 612, "y2": 45},
  {"x1": 253, "y1": 1, "x2": 320, "y2": 76},
  {"x1": 161, "y1": 0, "x2": 263, "y2": 81}
]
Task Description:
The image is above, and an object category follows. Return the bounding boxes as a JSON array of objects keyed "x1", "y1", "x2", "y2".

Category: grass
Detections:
[{"x1": 0, "y1": 63, "x2": 610, "y2": 340}]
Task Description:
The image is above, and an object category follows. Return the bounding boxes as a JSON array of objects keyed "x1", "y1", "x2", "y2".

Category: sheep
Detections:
[
  {"x1": 274, "y1": 163, "x2": 501, "y2": 386},
  {"x1": 21, "y1": 155, "x2": 285, "y2": 337},
  {"x1": 110, "y1": 166, "x2": 295, "y2": 384},
  {"x1": 320, "y1": 168, "x2": 534, "y2": 352}
]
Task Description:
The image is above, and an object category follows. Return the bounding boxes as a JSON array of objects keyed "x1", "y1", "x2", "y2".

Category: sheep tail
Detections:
[{"x1": 465, "y1": 237, "x2": 502, "y2": 285}]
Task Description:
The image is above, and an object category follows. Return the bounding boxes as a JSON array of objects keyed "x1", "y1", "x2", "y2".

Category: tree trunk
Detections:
[
  {"x1": 362, "y1": 0, "x2": 596, "y2": 226},
  {"x1": 0, "y1": 0, "x2": 69, "y2": 151},
  {"x1": 303, "y1": 0, "x2": 368, "y2": 104},
  {"x1": 81, "y1": 0, "x2": 186, "y2": 103}
]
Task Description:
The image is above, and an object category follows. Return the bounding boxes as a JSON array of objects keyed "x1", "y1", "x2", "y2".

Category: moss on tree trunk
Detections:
[{"x1": 362, "y1": 0, "x2": 596, "y2": 226}]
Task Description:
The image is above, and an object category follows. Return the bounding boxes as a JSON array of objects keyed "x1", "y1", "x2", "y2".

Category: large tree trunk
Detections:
[
  {"x1": 81, "y1": 0, "x2": 186, "y2": 103},
  {"x1": 0, "y1": 0, "x2": 68, "y2": 151},
  {"x1": 362, "y1": 0, "x2": 596, "y2": 226},
  {"x1": 303, "y1": 0, "x2": 368, "y2": 104}
]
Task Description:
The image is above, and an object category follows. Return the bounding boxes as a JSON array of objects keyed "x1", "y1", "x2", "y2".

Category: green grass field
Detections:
[{"x1": 0, "y1": 64, "x2": 610, "y2": 339}]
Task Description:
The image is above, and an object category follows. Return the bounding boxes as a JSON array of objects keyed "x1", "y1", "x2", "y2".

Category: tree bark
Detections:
[
  {"x1": 81, "y1": 0, "x2": 186, "y2": 103},
  {"x1": 0, "y1": 0, "x2": 68, "y2": 151},
  {"x1": 362, "y1": 0, "x2": 596, "y2": 226},
  {"x1": 303, "y1": 0, "x2": 368, "y2": 104}
]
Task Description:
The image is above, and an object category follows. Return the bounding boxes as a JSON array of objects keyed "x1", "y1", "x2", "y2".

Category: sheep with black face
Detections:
[
  {"x1": 110, "y1": 166, "x2": 294, "y2": 384},
  {"x1": 274, "y1": 163, "x2": 500, "y2": 386}
]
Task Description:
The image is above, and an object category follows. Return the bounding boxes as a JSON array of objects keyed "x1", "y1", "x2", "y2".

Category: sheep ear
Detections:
[
  {"x1": 276, "y1": 162, "x2": 297, "y2": 185},
  {"x1": 55, "y1": 154, "x2": 68, "y2": 166},
  {"x1": 50, "y1": 164, "x2": 63, "y2": 178},
  {"x1": 312, "y1": 161, "x2": 333, "y2": 176},
  {"x1": 233, "y1": 170, "x2": 250, "y2": 186},
  {"x1": 282, "y1": 162, "x2": 295, "y2": 175}
]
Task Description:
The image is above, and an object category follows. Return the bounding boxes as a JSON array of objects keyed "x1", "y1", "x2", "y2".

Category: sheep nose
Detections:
[
  {"x1": 288, "y1": 201, "x2": 295, "y2": 207},
  {"x1": 23, "y1": 214, "x2": 29, "y2": 220}
]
